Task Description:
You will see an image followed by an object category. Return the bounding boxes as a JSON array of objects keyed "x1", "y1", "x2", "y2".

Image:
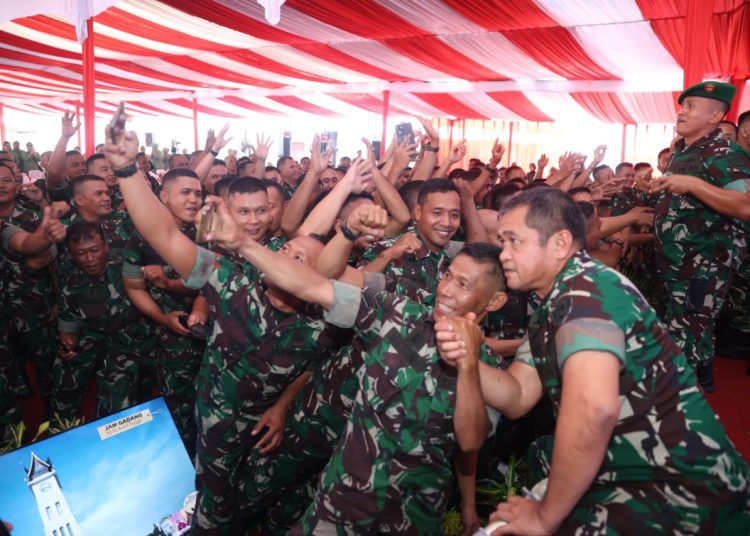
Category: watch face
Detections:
[{"x1": 40, "y1": 482, "x2": 51, "y2": 492}]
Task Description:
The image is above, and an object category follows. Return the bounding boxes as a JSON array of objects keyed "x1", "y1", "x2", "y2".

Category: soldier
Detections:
[
  {"x1": 0, "y1": 162, "x2": 59, "y2": 417},
  {"x1": 221, "y1": 214, "x2": 506, "y2": 534},
  {"x1": 0, "y1": 213, "x2": 66, "y2": 440},
  {"x1": 85, "y1": 153, "x2": 122, "y2": 210},
  {"x1": 122, "y1": 168, "x2": 207, "y2": 455},
  {"x1": 103, "y1": 120, "x2": 335, "y2": 534},
  {"x1": 648, "y1": 81, "x2": 750, "y2": 390},
  {"x1": 55, "y1": 221, "x2": 154, "y2": 418},
  {"x1": 439, "y1": 188, "x2": 750, "y2": 534}
]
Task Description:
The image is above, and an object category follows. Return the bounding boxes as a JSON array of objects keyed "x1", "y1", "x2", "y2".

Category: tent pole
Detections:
[
  {"x1": 380, "y1": 90, "x2": 389, "y2": 159},
  {"x1": 0, "y1": 103, "x2": 5, "y2": 143},
  {"x1": 82, "y1": 17, "x2": 95, "y2": 155},
  {"x1": 620, "y1": 124, "x2": 627, "y2": 162},
  {"x1": 507, "y1": 121, "x2": 514, "y2": 167},
  {"x1": 76, "y1": 100, "x2": 83, "y2": 151},
  {"x1": 192, "y1": 98, "x2": 199, "y2": 151}
]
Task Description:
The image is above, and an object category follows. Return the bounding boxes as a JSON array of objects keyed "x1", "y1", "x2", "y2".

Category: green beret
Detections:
[{"x1": 678, "y1": 81, "x2": 736, "y2": 106}]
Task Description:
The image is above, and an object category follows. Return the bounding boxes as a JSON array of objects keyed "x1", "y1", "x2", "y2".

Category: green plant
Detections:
[
  {"x1": 476, "y1": 452, "x2": 523, "y2": 506},
  {"x1": 442, "y1": 507, "x2": 463, "y2": 536},
  {"x1": 0, "y1": 421, "x2": 26, "y2": 454}
]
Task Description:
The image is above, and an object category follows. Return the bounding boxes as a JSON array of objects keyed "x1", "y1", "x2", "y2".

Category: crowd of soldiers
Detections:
[{"x1": 1, "y1": 80, "x2": 749, "y2": 535}]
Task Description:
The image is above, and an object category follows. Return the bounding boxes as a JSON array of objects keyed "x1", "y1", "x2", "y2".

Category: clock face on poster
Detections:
[{"x1": 40, "y1": 482, "x2": 52, "y2": 492}]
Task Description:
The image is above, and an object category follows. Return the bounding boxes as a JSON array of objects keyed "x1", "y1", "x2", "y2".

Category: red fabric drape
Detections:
[
  {"x1": 218, "y1": 96, "x2": 284, "y2": 116},
  {"x1": 126, "y1": 100, "x2": 193, "y2": 119},
  {"x1": 442, "y1": 0, "x2": 558, "y2": 30},
  {"x1": 683, "y1": 0, "x2": 714, "y2": 87},
  {"x1": 485, "y1": 92, "x2": 553, "y2": 122},
  {"x1": 165, "y1": 56, "x2": 284, "y2": 89},
  {"x1": 267, "y1": 96, "x2": 343, "y2": 117},
  {"x1": 331, "y1": 93, "x2": 410, "y2": 116},
  {"x1": 570, "y1": 92, "x2": 636, "y2": 124},
  {"x1": 220, "y1": 50, "x2": 343, "y2": 84},
  {"x1": 413, "y1": 93, "x2": 489, "y2": 120},
  {"x1": 168, "y1": 98, "x2": 243, "y2": 118}
]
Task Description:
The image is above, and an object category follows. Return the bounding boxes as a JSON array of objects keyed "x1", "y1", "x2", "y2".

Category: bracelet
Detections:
[
  {"x1": 424, "y1": 144, "x2": 439, "y2": 153},
  {"x1": 114, "y1": 162, "x2": 138, "y2": 178},
  {"x1": 340, "y1": 222, "x2": 360, "y2": 241},
  {"x1": 484, "y1": 164, "x2": 497, "y2": 173},
  {"x1": 208, "y1": 149, "x2": 219, "y2": 156}
]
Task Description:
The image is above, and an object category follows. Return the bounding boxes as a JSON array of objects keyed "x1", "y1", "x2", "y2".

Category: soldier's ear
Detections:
[
  {"x1": 552, "y1": 229, "x2": 574, "y2": 259},
  {"x1": 486, "y1": 291, "x2": 507, "y2": 313}
]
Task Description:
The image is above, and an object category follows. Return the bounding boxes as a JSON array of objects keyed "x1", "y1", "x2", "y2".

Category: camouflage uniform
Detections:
[
  {"x1": 654, "y1": 130, "x2": 750, "y2": 369},
  {"x1": 290, "y1": 281, "x2": 499, "y2": 536},
  {"x1": 517, "y1": 250, "x2": 750, "y2": 533},
  {"x1": 122, "y1": 225, "x2": 205, "y2": 453},
  {"x1": 183, "y1": 246, "x2": 331, "y2": 534},
  {"x1": 357, "y1": 229, "x2": 452, "y2": 305},
  {"x1": 237, "y1": 273, "x2": 418, "y2": 533},
  {"x1": 0, "y1": 204, "x2": 58, "y2": 412},
  {"x1": 0, "y1": 222, "x2": 30, "y2": 439},
  {"x1": 55, "y1": 262, "x2": 155, "y2": 418}
]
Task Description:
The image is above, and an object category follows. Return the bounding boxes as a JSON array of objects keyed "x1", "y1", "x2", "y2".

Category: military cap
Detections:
[{"x1": 678, "y1": 81, "x2": 736, "y2": 106}]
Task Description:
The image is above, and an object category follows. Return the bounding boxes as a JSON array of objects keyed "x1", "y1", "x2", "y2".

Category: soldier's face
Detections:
[
  {"x1": 435, "y1": 254, "x2": 502, "y2": 321},
  {"x1": 676, "y1": 97, "x2": 725, "y2": 141},
  {"x1": 69, "y1": 233, "x2": 108, "y2": 277},
  {"x1": 206, "y1": 164, "x2": 227, "y2": 194},
  {"x1": 414, "y1": 191, "x2": 461, "y2": 252},
  {"x1": 593, "y1": 166, "x2": 614, "y2": 184},
  {"x1": 227, "y1": 190, "x2": 271, "y2": 242},
  {"x1": 160, "y1": 176, "x2": 202, "y2": 225},
  {"x1": 497, "y1": 206, "x2": 559, "y2": 294},
  {"x1": 0, "y1": 168, "x2": 18, "y2": 204},
  {"x1": 169, "y1": 154, "x2": 189, "y2": 170},
  {"x1": 718, "y1": 122, "x2": 737, "y2": 141},
  {"x1": 319, "y1": 169, "x2": 338, "y2": 191},
  {"x1": 88, "y1": 158, "x2": 117, "y2": 189},
  {"x1": 265, "y1": 187, "x2": 285, "y2": 234},
  {"x1": 66, "y1": 154, "x2": 86, "y2": 180},
  {"x1": 74, "y1": 180, "x2": 111, "y2": 217}
]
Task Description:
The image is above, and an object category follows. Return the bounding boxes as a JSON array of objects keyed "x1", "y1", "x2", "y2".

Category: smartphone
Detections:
[
  {"x1": 395, "y1": 122, "x2": 415, "y2": 146},
  {"x1": 108, "y1": 101, "x2": 126, "y2": 141},
  {"x1": 195, "y1": 204, "x2": 215, "y2": 243}
]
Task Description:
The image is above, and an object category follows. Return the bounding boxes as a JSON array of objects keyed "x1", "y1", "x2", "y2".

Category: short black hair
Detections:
[
  {"x1": 576, "y1": 200, "x2": 595, "y2": 221},
  {"x1": 453, "y1": 168, "x2": 482, "y2": 182},
  {"x1": 592, "y1": 164, "x2": 611, "y2": 179},
  {"x1": 456, "y1": 242, "x2": 506, "y2": 292},
  {"x1": 568, "y1": 186, "x2": 592, "y2": 197},
  {"x1": 162, "y1": 168, "x2": 199, "y2": 189},
  {"x1": 277, "y1": 156, "x2": 293, "y2": 169},
  {"x1": 0, "y1": 161, "x2": 16, "y2": 178},
  {"x1": 615, "y1": 162, "x2": 633, "y2": 175},
  {"x1": 398, "y1": 180, "x2": 425, "y2": 214},
  {"x1": 227, "y1": 177, "x2": 267, "y2": 197},
  {"x1": 487, "y1": 183, "x2": 521, "y2": 211},
  {"x1": 212, "y1": 159, "x2": 226, "y2": 167},
  {"x1": 259, "y1": 178, "x2": 290, "y2": 201},
  {"x1": 237, "y1": 159, "x2": 254, "y2": 176},
  {"x1": 505, "y1": 165, "x2": 524, "y2": 177},
  {"x1": 65, "y1": 150, "x2": 82, "y2": 158},
  {"x1": 265, "y1": 165, "x2": 280, "y2": 173},
  {"x1": 167, "y1": 153, "x2": 188, "y2": 168},
  {"x1": 85, "y1": 153, "x2": 106, "y2": 170},
  {"x1": 657, "y1": 147, "x2": 671, "y2": 159},
  {"x1": 738, "y1": 110, "x2": 750, "y2": 127},
  {"x1": 214, "y1": 175, "x2": 240, "y2": 197},
  {"x1": 65, "y1": 221, "x2": 105, "y2": 248},
  {"x1": 307, "y1": 233, "x2": 329, "y2": 246},
  {"x1": 70, "y1": 174, "x2": 106, "y2": 194},
  {"x1": 500, "y1": 187, "x2": 586, "y2": 248},
  {"x1": 417, "y1": 178, "x2": 459, "y2": 206},
  {"x1": 633, "y1": 162, "x2": 651, "y2": 172}
]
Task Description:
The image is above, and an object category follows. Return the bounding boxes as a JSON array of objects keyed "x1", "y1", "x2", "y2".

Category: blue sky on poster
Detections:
[{"x1": 0, "y1": 398, "x2": 195, "y2": 536}]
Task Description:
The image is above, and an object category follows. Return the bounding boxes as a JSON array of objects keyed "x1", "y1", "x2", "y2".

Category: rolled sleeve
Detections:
[
  {"x1": 121, "y1": 261, "x2": 144, "y2": 279},
  {"x1": 184, "y1": 246, "x2": 218, "y2": 289},
  {"x1": 1, "y1": 224, "x2": 23, "y2": 251},
  {"x1": 555, "y1": 318, "x2": 625, "y2": 368},
  {"x1": 362, "y1": 271, "x2": 386, "y2": 292},
  {"x1": 323, "y1": 280, "x2": 363, "y2": 329},
  {"x1": 513, "y1": 337, "x2": 536, "y2": 368}
]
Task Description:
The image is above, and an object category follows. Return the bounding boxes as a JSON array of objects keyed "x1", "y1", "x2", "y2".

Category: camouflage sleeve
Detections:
[
  {"x1": 362, "y1": 271, "x2": 387, "y2": 291},
  {"x1": 724, "y1": 179, "x2": 750, "y2": 192},
  {"x1": 183, "y1": 245, "x2": 219, "y2": 289},
  {"x1": 57, "y1": 289, "x2": 82, "y2": 333},
  {"x1": 121, "y1": 232, "x2": 144, "y2": 280},
  {"x1": 513, "y1": 337, "x2": 536, "y2": 368},
  {"x1": 554, "y1": 317, "x2": 625, "y2": 368},
  {"x1": 0, "y1": 222, "x2": 23, "y2": 251},
  {"x1": 704, "y1": 144, "x2": 750, "y2": 187},
  {"x1": 356, "y1": 240, "x2": 387, "y2": 268},
  {"x1": 323, "y1": 280, "x2": 363, "y2": 328}
]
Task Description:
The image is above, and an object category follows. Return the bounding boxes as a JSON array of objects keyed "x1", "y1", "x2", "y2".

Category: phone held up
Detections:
[
  {"x1": 395, "y1": 122, "x2": 417, "y2": 161},
  {"x1": 109, "y1": 101, "x2": 126, "y2": 141}
]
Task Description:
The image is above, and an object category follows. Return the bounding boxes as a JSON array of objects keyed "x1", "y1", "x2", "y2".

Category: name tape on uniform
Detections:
[{"x1": 97, "y1": 409, "x2": 153, "y2": 440}]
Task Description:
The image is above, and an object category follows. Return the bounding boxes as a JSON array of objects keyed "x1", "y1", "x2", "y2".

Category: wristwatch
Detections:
[
  {"x1": 114, "y1": 162, "x2": 138, "y2": 178},
  {"x1": 340, "y1": 223, "x2": 360, "y2": 241},
  {"x1": 424, "y1": 144, "x2": 439, "y2": 153}
]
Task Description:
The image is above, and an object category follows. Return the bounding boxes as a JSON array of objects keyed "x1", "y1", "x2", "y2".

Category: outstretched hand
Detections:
[
  {"x1": 61, "y1": 110, "x2": 80, "y2": 138},
  {"x1": 103, "y1": 107, "x2": 138, "y2": 170},
  {"x1": 201, "y1": 195, "x2": 245, "y2": 250},
  {"x1": 40, "y1": 206, "x2": 67, "y2": 244}
]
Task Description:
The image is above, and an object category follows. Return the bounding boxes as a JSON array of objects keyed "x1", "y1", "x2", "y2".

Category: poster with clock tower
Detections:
[{"x1": 26, "y1": 452, "x2": 82, "y2": 536}]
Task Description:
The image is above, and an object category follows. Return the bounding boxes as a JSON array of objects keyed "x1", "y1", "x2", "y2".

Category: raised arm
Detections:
[
  {"x1": 6, "y1": 206, "x2": 66, "y2": 256},
  {"x1": 104, "y1": 113, "x2": 198, "y2": 281},
  {"x1": 46, "y1": 111, "x2": 80, "y2": 188},
  {"x1": 281, "y1": 134, "x2": 331, "y2": 237},
  {"x1": 251, "y1": 133, "x2": 272, "y2": 177},
  {"x1": 194, "y1": 125, "x2": 231, "y2": 187},
  {"x1": 433, "y1": 140, "x2": 467, "y2": 179},
  {"x1": 363, "y1": 138, "x2": 409, "y2": 236},
  {"x1": 410, "y1": 116, "x2": 439, "y2": 181},
  {"x1": 649, "y1": 174, "x2": 750, "y2": 220},
  {"x1": 571, "y1": 145, "x2": 606, "y2": 188}
]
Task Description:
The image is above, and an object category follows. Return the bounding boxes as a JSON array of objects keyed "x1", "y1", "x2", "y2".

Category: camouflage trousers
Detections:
[
  {"x1": 151, "y1": 327, "x2": 203, "y2": 458},
  {"x1": 192, "y1": 372, "x2": 264, "y2": 536},
  {"x1": 8, "y1": 321, "x2": 56, "y2": 406},
  {"x1": 661, "y1": 274, "x2": 732, "y2": 368},
  {"x1": 0, "y1": 324, "x2": 22, "y2": 442},
  {"x1": 51, "y1": 334, "x2": 148, "y2": 419},
  {"x1": 527, "y1": 435, "x2": 750, "y2": 535}
]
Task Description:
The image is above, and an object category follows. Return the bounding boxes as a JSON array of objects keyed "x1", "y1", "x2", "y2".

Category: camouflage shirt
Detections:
[
  {"x1": 122, "y1": 224, "x2": 198, "y2": 314},
  {"x1": 57, "y1": 261, "x2": 154, "y2": 348},
  {"x1": 655, "y1": 129, "x2": 750, "y2": 281},
  {"x1": 185, "y1": 246, "x2": 330, "y2": 414},
  {"x1": 313, "y1": 282, "x2": 498, "y2": 533},
  {"x1": 517, "y1": 250, "x2": 749, "y2": 489}
]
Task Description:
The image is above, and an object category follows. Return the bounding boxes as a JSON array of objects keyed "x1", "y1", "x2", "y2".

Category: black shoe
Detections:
[{"x1": 696, "y1": 362, "x2": 715, "y2": 393}]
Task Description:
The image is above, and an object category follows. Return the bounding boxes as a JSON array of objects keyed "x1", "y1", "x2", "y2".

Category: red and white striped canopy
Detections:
[{"x1": 1, "y1": 0, "x2": 748, "y2": 123}]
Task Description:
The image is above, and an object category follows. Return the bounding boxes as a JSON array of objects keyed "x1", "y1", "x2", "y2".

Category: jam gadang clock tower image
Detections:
[{"x1": 25, "y1": 452, "x2": 82, "y2": 536}]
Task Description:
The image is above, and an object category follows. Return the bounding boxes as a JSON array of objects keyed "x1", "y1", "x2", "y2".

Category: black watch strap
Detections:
[{"x1": 114, "y1": 162, "x2": 138, "y2": 178}]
